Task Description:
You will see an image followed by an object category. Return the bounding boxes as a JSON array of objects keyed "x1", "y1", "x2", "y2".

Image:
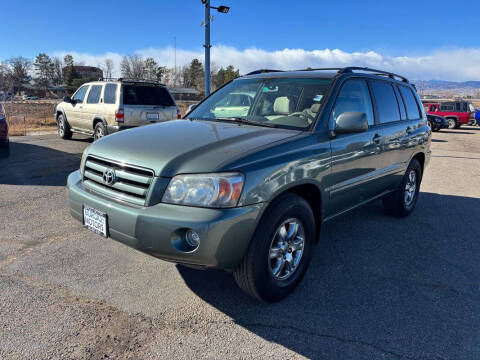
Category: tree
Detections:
[
  {"x1": 7, "y1": 56, "x2": 31, "y2": 92},
  {"x1": 63, "y1": 54, "x2": 74, "y2": 68},
  {"x1": 52, "y1": 57, "x2": 63, "y2": 85},
  {"x1": 33, "y1": 53, "x2": 55, "y2": 95},
  {"x1": 213, "y1": 65, "x2": 240, "y2": 89},
  {"x1": 120, "y1": 55, "x2": 146, "y2": 80},
  {"x1": 188, "y1": 58, "x2": 204, "y2": 91},
  {"x1": 104, "y1": 58, "x2": 114, "y2": 78}
]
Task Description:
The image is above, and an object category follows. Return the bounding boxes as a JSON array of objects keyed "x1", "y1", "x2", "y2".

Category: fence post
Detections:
[{"x1": 23, "y1": 115, "x2": 26, "y2": 136}]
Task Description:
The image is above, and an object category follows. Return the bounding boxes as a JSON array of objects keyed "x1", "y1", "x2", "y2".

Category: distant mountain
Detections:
[{"x1": 412, "y1": 80, "x2": 480, "y2": 95}]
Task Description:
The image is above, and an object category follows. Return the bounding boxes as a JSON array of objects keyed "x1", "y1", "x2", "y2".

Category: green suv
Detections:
[{"x1": 67, "y1": 67, "x2": 431, "y2": 302}]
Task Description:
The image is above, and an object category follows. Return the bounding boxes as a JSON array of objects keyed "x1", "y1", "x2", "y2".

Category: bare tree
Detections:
[
  {"x1": 7, "y1": 56, "x2": 31, "y2": 92},
  {"x1": 52, "y1": 57, "x2": 63, "y2": 85},
  {"x1": 104, "y1": 58, "x2": 114, "y2": 78},
  {"x1": 120, "y1": 55, "x2": 146, "y2": 80}
]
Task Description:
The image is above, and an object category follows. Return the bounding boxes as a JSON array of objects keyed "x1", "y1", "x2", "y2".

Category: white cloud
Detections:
[{"x1": 52, "y1": 46, "x2": 480, "y2": 81}]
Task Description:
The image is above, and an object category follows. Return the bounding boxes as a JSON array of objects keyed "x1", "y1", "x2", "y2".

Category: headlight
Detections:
[
  {"x1": 162, "y1": 173, "x2": 245, "y2": 208},
  {"x1": 80, "y1": 147, "x2": 89, "y2": 174}
]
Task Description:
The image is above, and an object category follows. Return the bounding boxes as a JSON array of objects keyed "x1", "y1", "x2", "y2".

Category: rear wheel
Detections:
[
  {"x1": 447, "y1": 118, "x2": 457, "y2": 129},
  {"x1": 233, "y1": 193, "x2": 315, "y2": 302},
  {"x1": 94, "y1": 122, "x2": 106, "y2": 141},
  {"x1": 57, "y1": 114, "x2": 72, "y2": 140},
  {"x1": 383, "y1": 159, "x2": 422, "y2": 217}
]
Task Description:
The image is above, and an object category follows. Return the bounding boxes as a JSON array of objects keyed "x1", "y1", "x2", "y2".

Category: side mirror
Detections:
[
  {"x1": 335, "y1": 111, "x2": 368, "y2": 134},
  {"x1": 187, "y1": 103, "x2": 197, "y2": 113},
  {"x1": 63, "y1": 96, "x2": 72, "y2": 103}
]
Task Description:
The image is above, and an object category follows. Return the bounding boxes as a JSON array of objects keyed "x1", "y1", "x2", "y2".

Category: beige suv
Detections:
[{"x1": 55, "y1": 79, "x2": 181, "y2": 140}]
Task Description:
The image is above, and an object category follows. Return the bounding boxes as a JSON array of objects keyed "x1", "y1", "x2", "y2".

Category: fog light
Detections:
[{"x1": 185, "y1": 230, "x2": 200, "y2": 247}]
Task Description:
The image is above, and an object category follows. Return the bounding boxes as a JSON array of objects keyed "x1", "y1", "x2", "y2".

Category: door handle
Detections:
[
  {"x1": 372, "y1": 133, "x2": 382, "y2": 143},
  {"x1": 406, "y1": 126, "x2": 413, "y2": 134}
]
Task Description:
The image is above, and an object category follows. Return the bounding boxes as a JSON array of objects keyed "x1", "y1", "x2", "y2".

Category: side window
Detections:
[
  {"x1": 104, "y1": 84, "x2": 118, "y2": 104},
  {"x1": 331, "y1": 79, "x2": 374, "y2": 126},
  {"x1": 393, "y1": 85, "x2": 407, "y2": 120},
  {"x1": 398, "y1": 85, "x2": 421, "y2": 120},
  {"x1": 369, "y1": 81, "x2": 400, "y2": 124},
  {"x1": 72, "y1": 85, "x2": 89, "y2": 103},
  {"x1": 440, "y1": 102, "x2": 454, "y2": 111},
  {"x1": 87, "y1": 85, "x2": 102, "y2": 104}
]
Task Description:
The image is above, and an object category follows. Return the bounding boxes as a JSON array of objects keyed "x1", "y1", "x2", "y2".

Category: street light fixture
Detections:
[{"x1": 201, "y1": 0, "x2": 230, "y2": 96}]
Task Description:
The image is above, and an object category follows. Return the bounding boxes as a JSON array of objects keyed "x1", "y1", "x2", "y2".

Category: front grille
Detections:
[{"x1": 83, "y1": 156, "x2": 154, "y2": 206}]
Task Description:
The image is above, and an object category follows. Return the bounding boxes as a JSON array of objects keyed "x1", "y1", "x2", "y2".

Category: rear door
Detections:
[
  {"x1": 122, "y1": 84, "x2": 177, "y2": 126},
  {"x1": 397, "y1": 84, "x2": 424, "y2": 161},
  {"x1": 327, "y1": 78, "x2": 383, "y2": 215},
  {"x1": 367, "y1": 79, "x2": 407, "y2": 190},
  {"x1": 82, "y1": 84, "x2": 103, "y2": 131}
]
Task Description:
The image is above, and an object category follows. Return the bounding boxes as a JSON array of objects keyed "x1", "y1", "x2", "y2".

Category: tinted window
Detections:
[
  {"x1": 72, "y1": 85, "x2": 89, "y2": 103},
  {"x1": 394, "y1": 85, "x2": 407, "y2": 120},
  {"x1": 399, "y1": 85, "x2": 421, "y2": 119},
  {"x1": 331, "y1": 79, "x2": 374, "y2": 126},
  {"x1": 440, "y1": 102, "x2": 454, "y2": 111},
  {"x1": 87, "y1": 85, "x2": 102, "y2": 104},
  {"x1": 369, "y1": 81, "x2": 400, "y2": 124},
  {"x1": 104, "y1": 84, "x2": 117, "y2": 104},
  {"x1": 123, "y1": 85, "x2": 174, "y2": 106}
]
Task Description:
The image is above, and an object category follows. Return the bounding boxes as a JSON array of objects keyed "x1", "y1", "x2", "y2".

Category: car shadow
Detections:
[
  {"x1": 439, "y1": 130, "x2": 475, "y2": 135},
  {"x1": 177, "y1": 192, "x2": 480, "y2": 359},
  {"x1": 0, "y1": 137, "x2": 91, "y2": 186},
  {"x1": 431, "y1": 139, "x2": 447, "y2": 142}
]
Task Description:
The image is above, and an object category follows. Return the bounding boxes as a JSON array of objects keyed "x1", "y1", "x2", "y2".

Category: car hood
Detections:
[{"x1": 87, "y1": 120, "x2": 301, "y2": 176}]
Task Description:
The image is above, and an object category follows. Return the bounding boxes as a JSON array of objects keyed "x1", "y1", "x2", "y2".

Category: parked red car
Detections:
[
  {"x1": 423, "y1": 101, "x2": 475, "y2": 129},
  {"x1": 0, "y1": 104, "x2": 9, "y2": 157}
]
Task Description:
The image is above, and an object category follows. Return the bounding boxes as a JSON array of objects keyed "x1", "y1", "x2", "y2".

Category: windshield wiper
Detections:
[{"x1": 213, "y1": 117, "x2": 278, "y2": 128}]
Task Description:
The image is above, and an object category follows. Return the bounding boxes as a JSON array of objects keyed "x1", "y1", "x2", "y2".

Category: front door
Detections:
[
  {"x1": 326, "y1": 78, "x2": 384, "y2": 216},
  {"x1": 67, "y1": 85, "x2": 89, "y2": 129}
]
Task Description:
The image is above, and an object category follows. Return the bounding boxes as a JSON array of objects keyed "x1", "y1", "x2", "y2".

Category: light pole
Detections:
[{"x1": 201, "y1": 0, "x2": 230, "y2": 97}]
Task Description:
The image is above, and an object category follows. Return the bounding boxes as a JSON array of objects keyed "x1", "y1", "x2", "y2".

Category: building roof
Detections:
[{"x1": 168, "y1": 87, "x2": 201, "y2": 94}]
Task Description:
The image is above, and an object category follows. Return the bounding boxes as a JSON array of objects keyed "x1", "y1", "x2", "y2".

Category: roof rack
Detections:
[
  {"x1": 97, "y1": 77, "x2": 166, "y2": 86},
  {"x1": 244, "y1": 66, "x2": 409, "y2": 83}
]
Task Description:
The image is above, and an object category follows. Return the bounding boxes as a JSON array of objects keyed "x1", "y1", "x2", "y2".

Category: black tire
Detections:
[
  {"x1": 383, "y1": 159, "x2": 422, "y2": 218},
  {"x1": 57, "y1": 114, "x2": 72, "y2": 140},
  {"x1": 447, "y1": 118, "x2": 457, "y2": 129},
  {"x1": 432, "y1": 127, "x2": 439, "y2": 132},
  {"x1": 233, "y1": 193, "x2": 315, "y2": 302},
  {"x1": 94, "y1": 122, "x2": 106, "y2": 141},
  {"x1": 454, "y1": 123, "x2": 462, "y2": 129}
]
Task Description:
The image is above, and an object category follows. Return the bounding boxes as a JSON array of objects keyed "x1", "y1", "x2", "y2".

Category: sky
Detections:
[{"x1": 3, "y1": 0, "x2": 480, "y2": 81}]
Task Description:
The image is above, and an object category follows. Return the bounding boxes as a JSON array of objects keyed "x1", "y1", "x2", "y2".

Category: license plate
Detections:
[
  {"x1": 83, "y1": 205, "x2": 108, "y2": 237},
  {"x1": 146, "y1": 112, "x2": 159, "y2": 121}
]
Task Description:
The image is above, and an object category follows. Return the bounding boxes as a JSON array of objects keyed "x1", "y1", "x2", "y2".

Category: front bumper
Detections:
[{"x1": 67, "y1": 170, "x2": 265, "y2": 270}]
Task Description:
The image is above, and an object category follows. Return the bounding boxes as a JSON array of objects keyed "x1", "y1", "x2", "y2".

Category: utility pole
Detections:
[
  {"x1": 204, "y1": 0, "x2": 211, "y2": 96},
  {"x1": 201, "y1": 0, "x2": 229, "y2": 97}
]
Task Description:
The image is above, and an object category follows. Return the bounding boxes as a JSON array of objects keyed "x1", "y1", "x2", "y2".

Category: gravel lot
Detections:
[{"x1": 1, "y1": 127, "x2": 479, "y2": 359}]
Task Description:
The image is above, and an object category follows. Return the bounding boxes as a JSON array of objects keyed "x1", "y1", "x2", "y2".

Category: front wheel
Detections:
[
  {"x1": 383, "y1": 159, "x2": 422, "y2": 217},
  {"x1": 57, "y1": 114, "x2": 72, "y2": 140},
  {"x1": 234, "y1": 193, "x2": 315, "y2": 302}
]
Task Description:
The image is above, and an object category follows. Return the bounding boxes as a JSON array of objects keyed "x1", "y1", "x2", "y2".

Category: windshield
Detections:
[
  {"x1": 123, "y1": 85, "x2": 175, "y2": 106},
  {"x1": 187, "y1": 77, "x2": 332, "y2": 130}
]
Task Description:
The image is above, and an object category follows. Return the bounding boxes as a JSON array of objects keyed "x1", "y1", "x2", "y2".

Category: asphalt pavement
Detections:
[{"x1": 0, "y1": 127, "x2": 479, "y2": 359}]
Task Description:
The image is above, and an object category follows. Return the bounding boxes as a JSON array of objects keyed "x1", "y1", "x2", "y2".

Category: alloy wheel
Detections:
[
  {"x1": 404, "y1": 169, "x2": 417, "y2": 207},
  {"x1": 268, "y1": 218, "x2": 305, "y2": 281}
]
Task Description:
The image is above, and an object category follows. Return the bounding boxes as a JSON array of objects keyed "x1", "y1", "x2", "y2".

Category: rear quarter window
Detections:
[
  {"x1": 398, "y1": 85, "x2": 421, "y2": 120},
  {"x1": 104, "y1": 84, "x2": 118, "y2": 104},
  {"x1": 123, "y1": 85, "x2": 175, "y2": 106}
]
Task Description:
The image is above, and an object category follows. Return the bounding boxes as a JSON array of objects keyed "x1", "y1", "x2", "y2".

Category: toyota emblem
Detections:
[{"x1": 102, "y1": 168, "x2": 116, "y2": 185}]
